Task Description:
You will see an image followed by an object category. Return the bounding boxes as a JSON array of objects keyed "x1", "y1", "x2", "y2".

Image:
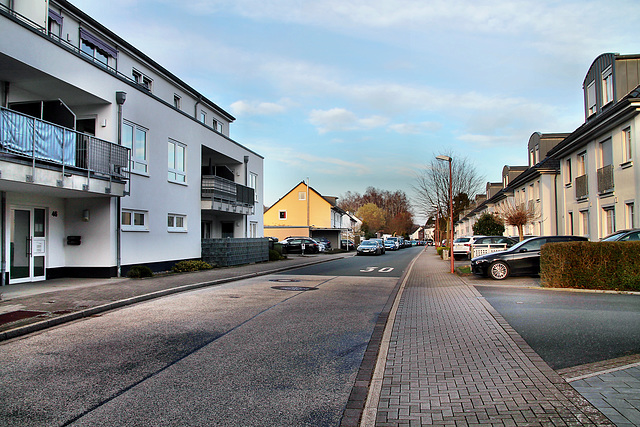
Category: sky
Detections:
[{"x1": 71, "y1": 0, "x2": 640, "y2": 221}]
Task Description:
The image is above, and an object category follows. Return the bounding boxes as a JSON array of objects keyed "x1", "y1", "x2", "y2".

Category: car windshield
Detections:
[
  {"x1": 454, "y1": 238, "x2": 470, "y2": 243},
  {"x1": 361, "y1": 241, "x2": 376, "y2": 246},
  {"x1": 602, "y1": 231, "x2": 629, "y2": 241}
]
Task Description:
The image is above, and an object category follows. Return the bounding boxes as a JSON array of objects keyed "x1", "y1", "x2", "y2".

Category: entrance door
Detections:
[{"x1": 10, "y1": 208, "x2": 46, "y2": 283}]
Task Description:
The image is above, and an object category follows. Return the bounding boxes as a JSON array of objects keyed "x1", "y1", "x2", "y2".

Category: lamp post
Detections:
[{"x1": 436, "y1": 155, "x2": 454, "y2": 274}]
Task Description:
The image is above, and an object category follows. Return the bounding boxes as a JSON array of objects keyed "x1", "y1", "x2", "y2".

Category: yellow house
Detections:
[{"x1": 264, "y1": 181, "x2": 346, "y2": 248}]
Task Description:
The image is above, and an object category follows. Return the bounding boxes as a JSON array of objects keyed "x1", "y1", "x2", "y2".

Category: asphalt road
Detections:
[
  {"x1": 476, "y1": 285, "x2": 640, "y2": 370},
  {"x1": 0, "y1": 256, "x2": 410, "y2": 426},
  {"x1": 282, "y1": 246, "x2": 423, "y2": 278}
]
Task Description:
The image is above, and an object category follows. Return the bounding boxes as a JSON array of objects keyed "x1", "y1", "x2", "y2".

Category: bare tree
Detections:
[
  {"x1": 498, "y1": 201, "x2": 539, "y2": 241},
  {"x1": 413, "y1": 152, "x2": 485, "y2": 226}
]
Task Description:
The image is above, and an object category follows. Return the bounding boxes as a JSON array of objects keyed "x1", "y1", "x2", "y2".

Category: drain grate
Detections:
[{"x1": 271, "y1": 286, "x2": 318, "y2": 292}]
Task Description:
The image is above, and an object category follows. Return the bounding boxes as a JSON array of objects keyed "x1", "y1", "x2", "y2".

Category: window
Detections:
[
  {"x1": 122, "y1": 209, "x2": 148, "y2": 231},
  {"x1": 168, "y1": 139, "x2": 186, "y2": 183},
  {"x1": 626, "y1": 202, "x2": 635, "y2": 228},
  {"x1": 212, "y1": 119, "x2": 223, "y2": 133},
  {"x1": 250, "y1": 222, "x2": 258, "y2": 238},
  {"x1": 174, "y1": 94, "x2": 181, "y2": 110},
  {"x1": 568, "y1": 211, "x2": 574, "y2": 235},
  {"x1": 602, "y1": 66, "x2": 613, "y2": 105},
  {"x1": 577, "y1": 152, "x2": 586, "y2": 176},
  {"x1": 249, "y1": 172, "x2": 258, "y2": 202},
  {"x1": 168, "y1": 214, "x2": 186, "y2": 232},
  {"x1": 603, "y1": 206, "x2": 615, "y2": 236},
  {"x1": 529, "y1": 149, "x2": 534, "y2": 166},
  {"x1": 565, "y1": 159, "x2": 572, "y2": 185},
  {"x1": 132, "y1": 69, "x2": 152, "y2": 91},
  {"x1": 48, "y1": 9, "x2": 62, "y2": 38},
  {"x1": 535, "y1": 145, "x2": 540, "y2": 164},
  {"x1": 122, "y1": 121, "x2": 148, "y2": 174},
  {"x1": 580, "y1": 210, "x2": 590, "y2": 238},
  {"x1": 79, "y1": 29, "x2": 117, "y2": 68},
  {"x1": 623, "y1": 127, "x2": 632, "y2": 163},
  {"x1": 587, "y1": 81, "x2": 596, "y2": 116},
  {"x1": 600, "y1": 138, "x2": 613, "y2": 167},
  {"x1": 298, "y1": 191, "x2": 306, "y2": 200},
  {"x1": 200, "y1": 111, "x2": 206, "y2": 123},
  {"x1": 279, "y1": 210, "x2": 287, "y2": 220}
]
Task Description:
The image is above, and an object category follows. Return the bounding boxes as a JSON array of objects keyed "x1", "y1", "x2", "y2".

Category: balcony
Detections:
[
  {"x1": 201, "y1": 175, "x2": 255, "y2": 215},
  {"x1": 0, "y1": 107, "x2": 129, "y2": 196},
  {"x1": 597, "y1": 164, "x2": 614, "y2": 194},
  {"x1": 575, "y1": 174, "x2": 588, "y2": 199}
]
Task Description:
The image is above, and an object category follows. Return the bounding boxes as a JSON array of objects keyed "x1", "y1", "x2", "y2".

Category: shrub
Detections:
[
  {"x1": 472, "y1": 212, "x2": 505, "y2": 236},
  {"x1": 172, "y1": 260, "x2": 213, "y2": 273},
  {"x1": 127, "y1": 265, "x2": 153, "y2": 278},
  {"x1": 269, "y1": 249, "x2": 284, "y2": 261},
  {"x1": 541, "y1": 241, "x2": 640, "y2": 291}
]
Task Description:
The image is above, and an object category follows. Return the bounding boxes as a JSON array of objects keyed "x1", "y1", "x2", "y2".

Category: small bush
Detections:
[
  {"x1": 541, "y1": 241, "x2": 640, "y2": 291},
  {"x1": 269, "y1": 249, "x2": 284, "y2": 261},
  {"x1": 172, "y1": 260, "x2": 213, "y2": 273},
  {"x1": 127, "y1": 265, "x2": 153, "y2": 279}
]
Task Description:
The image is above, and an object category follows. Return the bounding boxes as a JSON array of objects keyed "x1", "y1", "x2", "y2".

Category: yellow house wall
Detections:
[{"x1": 264, "y1": 182, "x2": 332, "y2": 228}]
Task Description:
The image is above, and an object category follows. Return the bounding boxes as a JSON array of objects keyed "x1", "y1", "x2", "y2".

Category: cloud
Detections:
[
  {"x1": 308, "y1": 108, "x2": 389, "y2": 133},
  {"x1": 229, "y1": 99, "x2": 293, "y2": 116},
  {"x1": 388, "y1": 122, "x2": 442, "y2": 135}
]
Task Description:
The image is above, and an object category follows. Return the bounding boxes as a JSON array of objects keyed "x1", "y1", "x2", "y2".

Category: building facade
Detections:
[{"x1": 0, "y1": 0, "x2": 263, "y2": 282}]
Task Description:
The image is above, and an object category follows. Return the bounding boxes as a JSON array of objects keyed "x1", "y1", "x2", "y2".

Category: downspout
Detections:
[
  {"x1": 244, "y1": 155, "x2": 249, "y2": 238},
  {"x1": 554, "y1": 173, "x2": 559, "y2": 235},
  {"x1": 115, "y1": 91, "x2": 126, "y2": 277},
  {"x1": 1, "y1": 191, "x2": 5, "y2": 287}
]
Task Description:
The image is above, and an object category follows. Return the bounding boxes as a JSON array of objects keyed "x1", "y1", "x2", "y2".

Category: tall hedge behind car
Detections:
[{"x1": 541, "y1": 241, "x2": 640, "y2": 291}]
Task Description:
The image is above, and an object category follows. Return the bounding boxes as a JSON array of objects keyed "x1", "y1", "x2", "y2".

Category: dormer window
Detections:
[
  {"x1": 587, "y1": 81, "x2": 597, "y2": 116},
  {"x1": 602, "y1": 66, "x2": 613, "y2": 105}
]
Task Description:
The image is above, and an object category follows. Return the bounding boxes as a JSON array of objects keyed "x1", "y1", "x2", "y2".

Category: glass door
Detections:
[{"x1": 10, "y1": 207, "x2": 46, "y2": 283}]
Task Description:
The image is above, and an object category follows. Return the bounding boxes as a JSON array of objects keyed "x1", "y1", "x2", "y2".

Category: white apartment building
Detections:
[
  {"x1": 550, "y1": 53, "x2": 640, "y2": 240},
  {"x1": 0, "y1": 0, "x2": 263, "y2": 283}
]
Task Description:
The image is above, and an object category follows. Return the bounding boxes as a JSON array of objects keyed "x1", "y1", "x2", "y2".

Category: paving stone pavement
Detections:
[{"x1": 372, "y1": 250, "x2": 613, "y2": 426}]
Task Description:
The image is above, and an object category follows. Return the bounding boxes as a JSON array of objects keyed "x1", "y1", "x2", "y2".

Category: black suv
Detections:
[{"x1": 471, "y1": 235, "x2": 588, "y2": 280}]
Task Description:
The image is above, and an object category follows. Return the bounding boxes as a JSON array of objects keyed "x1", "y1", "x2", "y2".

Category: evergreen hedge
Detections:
[{"x1": 541, "y1": 241, "x2": 640, "y2": 291}]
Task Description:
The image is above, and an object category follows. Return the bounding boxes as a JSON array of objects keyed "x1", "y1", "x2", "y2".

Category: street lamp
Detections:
[{"x1": 436, "y1": 155, "x2": 454, "y2": 274}]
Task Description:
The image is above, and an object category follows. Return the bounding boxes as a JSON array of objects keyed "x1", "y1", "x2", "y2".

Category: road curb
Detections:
[{"x1": 0, "y1": 255, "x2": 344, "y2": 342}]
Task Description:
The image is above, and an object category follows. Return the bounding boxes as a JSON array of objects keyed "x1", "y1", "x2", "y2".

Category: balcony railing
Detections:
[
  {"x1": 202, "y1": 175, "x2": 255, "y2": 213},
  {"x1": 0, "y1": 107, "x2": 129, "y2": 182},
  {"x1": 597, "y1": 164, "x2": 614, "y2": 194},
  {"x1": 575, "y1": 174, "x2": 588, "y2": 199}
]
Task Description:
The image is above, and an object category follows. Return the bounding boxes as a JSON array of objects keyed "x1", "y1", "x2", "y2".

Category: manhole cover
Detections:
[
  {"x1": 271, "y1": 286, "x2": 318, "y2": 292},
  {"x1": 269, "y1": 279, "x2": 301, "y2": 283}
]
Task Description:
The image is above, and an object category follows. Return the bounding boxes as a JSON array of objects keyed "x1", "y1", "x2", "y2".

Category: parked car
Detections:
[
  {"x1": 371, "y1": 238, "x2": 386, "y2": 254},
  {"x1": 384, "y1": 239, "x2": 399, "y2": 251},
  {"x1": 469, "y1": 236, "x2": 518, "y2": 259},
  {"x1": 426, "y1": 239, "x2": 434, "y2": 246},
  {"x1": 386, "y1": 237, "x2": 401, "y2": 249},
  {"x1": 314, "y1": 237, "x2": 332, "y2": 250},
  {"x1": 341, "y1": 239, "x2": 355, "y2": 250},
  {"x1": 357, "y1": 240, "x2": 383, "y2": 256},
  {"x1": 471, "y1": 235, "x2": 588, "y2": 280},
  {"x1": 280, "y1": 237, "x2": 320, "y2": 254},
  {"x1": 452, "y1": 235, "x2": 486, "y2": 260},
  {"x1": 601, "y1": 229, "x2": 640, "y2": 241}
]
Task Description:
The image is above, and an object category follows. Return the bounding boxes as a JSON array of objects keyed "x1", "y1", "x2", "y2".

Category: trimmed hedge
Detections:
[
  {"x1": 541, "y1": 241, "x2": 640, "y2": 291},
  {"x1": 127, "y1": 265, "x2": 153, "y2": 279},
  {"x1": 172, "y1": 260, "x2": 213, "y2": 273}
]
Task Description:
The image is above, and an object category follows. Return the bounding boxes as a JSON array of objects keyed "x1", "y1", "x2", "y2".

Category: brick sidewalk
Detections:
[{"x1": 372, "y1": 250, "x2": 612, "y2": 426}]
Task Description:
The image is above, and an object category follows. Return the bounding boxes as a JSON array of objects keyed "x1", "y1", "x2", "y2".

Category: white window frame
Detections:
[
  {"x1": 174, "y1": 94, "x2": 181, "y2": 110},
  {"x1": 602, "y1": 205, "x2": 616, "y2": 237},
  {"x1": 565, "y1": 158, "x2": 572, "y2": 185},
  {"x1": 248, "y1": 172, "x2": 258, "y2": 202},
  {"x1": 250, "y1": 221, "x2": 258, "y2": 238},
  {"x1": 168, "y1": 213, "x2": 187, "y2": 232},
  {"x1": 122, "y1": 121, "x2": 148, "y2": 174},
  {"x1": 568, "y1": 211, "x2": 574, "y2": 235},
  {"x1": 580, "y1": 210, "x2": 590, "y2": 238},
  {"x1": 122, "y1": 209, "x2": 148, "y2": 232},
  {"x1": 626, "y1": 202, "x2": 635, "y2": 229},
  {"x1": 577, "y1": 152, "x2": 587, "y2": 176},
  {"x1": 587, "y1": 81, "x2": 597, "y2": 116},
  {"x1": 279, "y1": 210, "x2": 287, "y2": 220},
  {"x1": 602, "y1": 66, "x2": 613, "y2": 106},
  {"x1": 623, "y1": 127, "x2": 633, "y2": 163},
  {"x1": 168, "y1": 139, "x2": 187, "y2": 184},
  {"x1": 298, "y1": 191, "x2": 306, "y2": 201},
  {"x1": 132, "y1": 69, "x2": 152, "y2": 91},
  {"x1": 200, "y1": 110, "x2": 207, "y2": 124},
  {"x1": 600, "y1": 138, "x2": 613, "y2": 168}
]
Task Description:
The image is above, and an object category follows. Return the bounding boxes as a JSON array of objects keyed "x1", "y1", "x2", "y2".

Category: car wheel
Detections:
[{"x1": 488, "y1": 261, "x2": 509, "y2": 280}]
